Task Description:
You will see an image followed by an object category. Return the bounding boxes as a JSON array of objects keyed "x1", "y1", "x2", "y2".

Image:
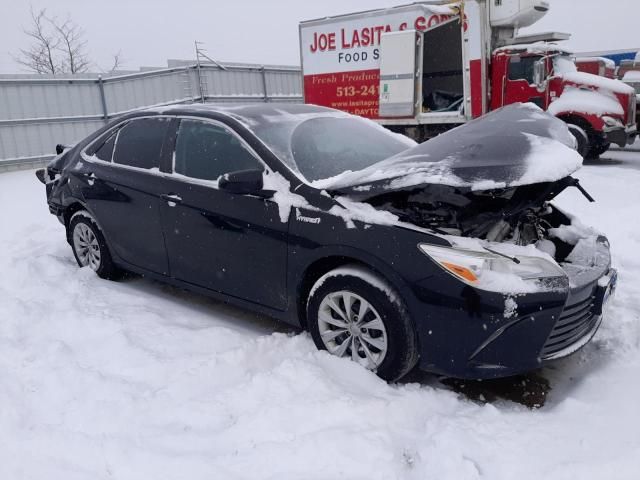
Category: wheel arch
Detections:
[
  {"x1": 296, "y1": 251, "x2": 409, "y2": 330},
  {"x1": 63, "y1": 202, "x2": 90, "y2": 243},
  {"x1": 556, "y1": 113, "x2": 595, "y2": 133}
]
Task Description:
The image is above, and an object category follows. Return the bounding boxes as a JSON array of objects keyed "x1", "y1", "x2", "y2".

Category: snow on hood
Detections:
[
  {"x1": 558, "y1": 71, "x2": 635, "y2": 95},
  {"x1": 548, "y1": 86, "x2": 624, "y2": 117},
  {"x1": 623, "y1": 70, "x2": 640, "y2": 82},
  {"x1": 312, "y1": 103, "x2": 583, "y2": 194}
]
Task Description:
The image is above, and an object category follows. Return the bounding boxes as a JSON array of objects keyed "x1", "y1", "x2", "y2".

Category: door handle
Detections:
[{"x1": 160, "y1": 193, "x2": 183, "y2": 206}]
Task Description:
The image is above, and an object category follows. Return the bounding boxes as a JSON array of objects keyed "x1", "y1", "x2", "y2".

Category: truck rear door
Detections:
[{"x1": 379, "y1": 30, "x2": 420, "y2": 118}]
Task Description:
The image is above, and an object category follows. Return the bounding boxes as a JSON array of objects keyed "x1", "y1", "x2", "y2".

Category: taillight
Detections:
[{"x1": 629, "y1": 94, "x2": 636, "y2": 126}]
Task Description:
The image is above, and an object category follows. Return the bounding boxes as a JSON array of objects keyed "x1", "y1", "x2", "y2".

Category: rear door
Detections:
[
  {"x1": 159, "y1": 118, "x2": 289, "y2": 310},
  {"x1": 82, "y1": 117, "x2": 172, "y2": 275},
  {"x1": 379, "y1": 30, "x2": 421, "y2": 118}
]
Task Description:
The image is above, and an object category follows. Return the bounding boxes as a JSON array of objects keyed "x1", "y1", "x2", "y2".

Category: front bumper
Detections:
[
  {"x1": 604, "y1": 124, "x2": 637, "y2": 147},
  {"x1": 410, "y1": 239, "x2": 614, "y2": 380},
  {"x1": 540, "y1": 268, "x2": 616, "y2": 361}
]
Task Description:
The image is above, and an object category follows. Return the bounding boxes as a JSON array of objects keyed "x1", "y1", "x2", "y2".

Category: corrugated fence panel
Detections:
[
  {"x1": 0, "y1": 120, "x2": 105, "y2": 160},
  {"x1": 105, "y1": 70, "x2": 190, "y2": 114},
  {"x1": 265, "y1": 70, "x2": 303, "y2": 99},
  {"x1": 0, "y1": 81, "x2": 103, "y2": 120},
  {"x1": 0, "y1": 64, "x2": 303, "y2": 167}
]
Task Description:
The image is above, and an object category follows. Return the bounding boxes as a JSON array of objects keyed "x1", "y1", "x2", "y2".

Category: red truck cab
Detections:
[
  {"x1": 575, "y1": 57, "x2": 616, "y2": 79},
  {"x1": 492, "y1": 45, "x2": 637, "y2": 157}
]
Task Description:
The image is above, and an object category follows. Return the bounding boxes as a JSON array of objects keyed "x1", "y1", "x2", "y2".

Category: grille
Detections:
[
  {"x1": 629, "y1": 93, "x2": 637, "y2": 126},
  {"x1": 541, "y1": 295, "x2": 599, "y2": 359}
]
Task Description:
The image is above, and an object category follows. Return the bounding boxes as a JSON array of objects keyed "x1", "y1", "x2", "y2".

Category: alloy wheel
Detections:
[
  {"x1": 317, "y1": 290, "x2": 388, "y2": 370},
  {"x1": 73, "y1": 223, "x2": 102, "y2": 271}
]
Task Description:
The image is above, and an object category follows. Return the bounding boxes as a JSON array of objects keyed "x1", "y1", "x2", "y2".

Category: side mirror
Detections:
[
  {"x1": 533, "y1": 59, "x2": 546, "y2": 90},
  {"x1": 218, "y1": 169, "x2": 265, "y2": 195}
]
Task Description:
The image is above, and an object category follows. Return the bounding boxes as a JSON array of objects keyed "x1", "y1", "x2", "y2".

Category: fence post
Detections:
[
  {"x1": 261, "y1": 66, "x2": 269, "y2": 103},
  {"x1": 97, "y1": 75, "x2": 109, "y2": 122}
]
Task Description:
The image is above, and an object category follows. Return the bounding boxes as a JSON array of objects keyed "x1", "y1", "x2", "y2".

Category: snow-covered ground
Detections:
[{"x1": 2, "y1": 151, "x2": 640, "y2": 479}]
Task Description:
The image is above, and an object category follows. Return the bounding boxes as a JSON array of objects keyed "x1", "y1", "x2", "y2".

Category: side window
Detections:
[
  {"x1": 174, "y1": 119, "x2": 262, "y2": 182},
  {"x1": 113, "y1": 118, "x2": 170, "y2": 170},
  {"x1": 508, "y1": 56, "x2": 540, "y2": 84},
  {"x1": 86, "y1": 130, "x2": 117, "y2": 162}
]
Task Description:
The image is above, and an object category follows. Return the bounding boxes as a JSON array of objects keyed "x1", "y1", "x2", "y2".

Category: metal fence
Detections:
[{"x1": 0, "y1": 63, "x2": 303, "y2": 171}]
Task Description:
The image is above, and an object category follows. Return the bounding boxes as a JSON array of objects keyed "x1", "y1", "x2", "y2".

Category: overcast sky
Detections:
[{"x1": 1, "y1": 0, "x2": 637, "y2": 73}]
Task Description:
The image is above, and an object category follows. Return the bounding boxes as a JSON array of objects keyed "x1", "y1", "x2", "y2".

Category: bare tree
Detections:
[
  {"x1": 14, "y1": 8, "x2": 60, "y2": 74},
  {"x1": 51, "y1": 15, "x2": 90, "y2": 73},
  {"x1": 14, "y1": 7, "x2": 123, "y2": 75},
  {"x1": 107, "y1": 51, "x2": 123, "y2": 73}
]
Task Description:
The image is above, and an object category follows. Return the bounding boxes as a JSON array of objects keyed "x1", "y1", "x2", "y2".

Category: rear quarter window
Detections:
[{"x1": 113, "y1": 118, "x2": 171, "y2": 170}]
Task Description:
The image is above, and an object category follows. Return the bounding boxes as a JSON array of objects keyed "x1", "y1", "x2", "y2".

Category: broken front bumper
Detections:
[{"x1": 540, "y1": 268, "x2": 616, "y2": 361}]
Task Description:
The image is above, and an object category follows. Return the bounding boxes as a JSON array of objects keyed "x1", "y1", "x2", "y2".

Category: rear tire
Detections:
[
  {"x1": 69, "y1": 211, "x2": 122, "y2": 280},
  {"x1": 307, "y1": 265, "x2": 419, "y2": 382}
]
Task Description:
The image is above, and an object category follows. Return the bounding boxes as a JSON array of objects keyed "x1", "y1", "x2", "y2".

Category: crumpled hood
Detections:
[{"x1": 312, "y1": 103, "x2": 583, "y2": 196}]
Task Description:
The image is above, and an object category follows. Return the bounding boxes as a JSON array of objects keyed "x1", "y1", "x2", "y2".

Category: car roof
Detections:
[{"x1": 138, "y1": 102, "x2": 340, "y2": 127}]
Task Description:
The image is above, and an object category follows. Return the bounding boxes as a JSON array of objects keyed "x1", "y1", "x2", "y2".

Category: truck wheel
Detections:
[
  {"x1": 567, "y1": 123, "x2": 590, "y2": 159},
  {"x1": 69, "y1": 211, "x2": 122, "y2": 280},
  {"x1": 588, "y1": 142, "x2": 611, "y2": 159},
  {"x1": 307, "y1": 265, "x2": 419, "y2": 382}
]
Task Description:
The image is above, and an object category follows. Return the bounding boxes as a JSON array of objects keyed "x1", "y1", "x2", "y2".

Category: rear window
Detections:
[
  {"x1": 113, "y1": 118, "x2": 170, "y2": 170},
  {"x1": 86, "y1": 130, "x2": 117, "y2": 162}
]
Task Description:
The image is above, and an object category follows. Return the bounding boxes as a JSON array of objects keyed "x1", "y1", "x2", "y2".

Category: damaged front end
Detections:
[{"x1": 322, "y1": 104, "x2": 617, "y2": 375}]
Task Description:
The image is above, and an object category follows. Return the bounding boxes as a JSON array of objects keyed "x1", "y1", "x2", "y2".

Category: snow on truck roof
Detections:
[
  {"x1": 576, "y1": 57, "x2": 617, "y2": 69},
  {"x1": 495, "y1": 42, "x2": 573, "y2": 55},
  {"x1": 300, "y1": 1, "x2": 457, "y2": 25}
]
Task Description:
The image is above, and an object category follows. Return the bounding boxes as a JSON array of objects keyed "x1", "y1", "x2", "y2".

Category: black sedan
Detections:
[{"x1": 37, "y1": 103, "x2": 617, "y2": 381}]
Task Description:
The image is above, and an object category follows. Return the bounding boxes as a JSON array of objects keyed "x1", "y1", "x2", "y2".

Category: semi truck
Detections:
[
  {"x1": 575, "y1": 57, "x2": 616, "y2": 79},
  {"x1": 299, "y1": 0, "x2": 637, "y2": 158}
]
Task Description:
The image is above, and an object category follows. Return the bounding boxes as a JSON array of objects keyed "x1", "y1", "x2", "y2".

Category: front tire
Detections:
[
  {"x1": 567, "y1": 123, "x2": 590, "y2": 159},
  {"x1": 307, "y1": 266, "x2": 419, "y2": 382},
  {"x1": 69, "y1": 211, "x2": 121, "y2": 280}
]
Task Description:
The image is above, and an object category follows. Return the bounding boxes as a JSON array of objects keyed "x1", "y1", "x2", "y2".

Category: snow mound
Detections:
[{"x1": 2, "y1": 154, "x2": 640, "y2": 478}]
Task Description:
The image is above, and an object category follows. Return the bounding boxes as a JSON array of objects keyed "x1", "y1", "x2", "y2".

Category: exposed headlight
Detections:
[{"x1": 418, "y1": 244, "x2": 567, "y2": 292}]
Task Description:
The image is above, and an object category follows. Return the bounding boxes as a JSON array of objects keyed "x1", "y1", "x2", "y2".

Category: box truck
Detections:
[{"x1": 300, "y1": 0, "x2": 637, "y2": 158}]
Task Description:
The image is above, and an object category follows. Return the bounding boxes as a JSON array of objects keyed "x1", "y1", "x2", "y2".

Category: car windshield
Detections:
[{"x1": 248, "y1": 113, "x2": 415, "y2": 183}]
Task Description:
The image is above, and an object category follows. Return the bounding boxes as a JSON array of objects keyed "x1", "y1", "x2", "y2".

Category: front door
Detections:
[
  {"x1": 160, "y1": 118, "x2": 289, "y2": 310},
  {"x1": 503, "y1": 55, "x2": 547, "y2": 109}
]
